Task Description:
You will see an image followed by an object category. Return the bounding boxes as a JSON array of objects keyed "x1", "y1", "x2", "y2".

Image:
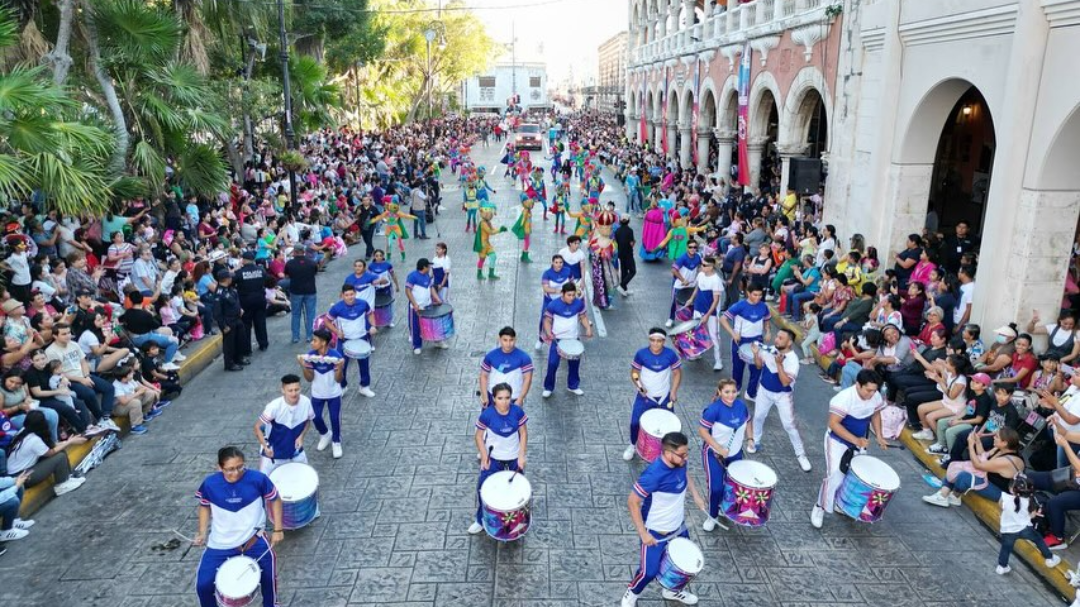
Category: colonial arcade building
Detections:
[{"x1": 625, "y1": 0, "x2": 1080, "y2": 334}]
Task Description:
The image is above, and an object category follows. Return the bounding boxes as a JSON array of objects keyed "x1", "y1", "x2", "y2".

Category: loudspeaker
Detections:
[
  {"x1": 788, "y1": 158, "x2": 822, "y2": 195},
  {"x1": 616, "y1": 114, "x2": 626, "y2": 126}
]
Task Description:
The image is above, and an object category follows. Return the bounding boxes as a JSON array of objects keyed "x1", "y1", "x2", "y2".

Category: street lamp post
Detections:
[{"x1": 276, "y1": 0, "x2": 298, "y2": 209}]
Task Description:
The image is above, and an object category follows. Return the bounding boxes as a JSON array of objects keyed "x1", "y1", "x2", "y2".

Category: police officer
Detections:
[
  {"x1": 236, "y1": 251, "x2": 269, "y2": 351},
  {"x1": 213, "y1": 269, "x2": 249, "y2": 372}
]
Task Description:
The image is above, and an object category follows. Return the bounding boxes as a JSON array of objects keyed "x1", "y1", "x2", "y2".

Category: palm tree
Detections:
[{"x1": 0, "y1": 8, "x2": 115, "y2": 215}]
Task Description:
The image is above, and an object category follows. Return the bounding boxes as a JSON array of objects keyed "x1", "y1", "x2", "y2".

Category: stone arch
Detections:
[
  {"x1": 781, "y1": 66, "x2": 832, "y2": 150},
  {"x1": 717, "y1": 74, "x2": 738, "y2": 132},
  {"x1": 748, "y1": 71, "x2": 782, "y2": 142},
  {"x1": 700, "y1": 85, "x2": 717, "y2": 133},
  {"x1": 667, "y1": 86, "x2": 680, "y2": 122},
  {"x1": 1036, "y1": 104, "x2": 1080, "y2": 191},
  {"x1": 679, "y1": 80, "x2": 695, "y2": 124},
  {"x1": 897, "y1": 78, "x2": 990, "y2": 164}
]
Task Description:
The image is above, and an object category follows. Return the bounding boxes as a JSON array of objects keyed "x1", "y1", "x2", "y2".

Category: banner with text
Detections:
[{"x1": 737, "y1": 42, "x2": 752, "y2": 186}]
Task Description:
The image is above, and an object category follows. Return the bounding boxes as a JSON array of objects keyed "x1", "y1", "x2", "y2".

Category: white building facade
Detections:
[
  {"x1": 462, "y1": 62, "x2": 550, "y2": 113},
  {"x1": 598, "y1": 32, "x2": 629, "y2": 114},
  {"x1": 625, "y1": 0, "x2": 1080, "y2": 341}
]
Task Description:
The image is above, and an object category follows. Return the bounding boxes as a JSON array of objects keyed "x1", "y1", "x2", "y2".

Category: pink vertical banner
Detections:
[
  {"x1": 736, "y1": 41, "x2": 752, "y2": 186},
  {"x1": 691, "y1": 58, "x2": 700, "y2": 167},
  {"x1": 661, "y1": 65, "x2": 669, "y2": 156},
  {"x1": 639, "y1": 91, "x2": 647, "y2": 142}
]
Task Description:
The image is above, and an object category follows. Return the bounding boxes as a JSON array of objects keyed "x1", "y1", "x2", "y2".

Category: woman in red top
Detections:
[{"x1": 995, "y1": 334, "x2": 1039, "y2": 389}]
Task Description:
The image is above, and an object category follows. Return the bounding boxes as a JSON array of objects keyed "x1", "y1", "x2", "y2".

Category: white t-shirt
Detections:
[
  {"x1": 46, "y1": 341, "x2": 86, "y2": 378},
  {"x1": 557, "y1": 246, "x2": 587, "y2": 278},
  {"x1": 7, "y1": 433, "x2": 49, "y2": 474},
  {"x1": 1056, "y1": 386, "x2": 1080, "y2": 433},
  {"x1": 955, "y1": 282, "x2": 975, "y2": 325},
  {"x1": 7, "y1": 251, "x2": 30, "y2": 286},
  {"x1": 113, "y1": 379, "x2": 137, "y2": 399},
  {"x1": 77, "y1": 330, "x2": 101, "y2": 358},
  {"x1": 56, "y1": 224, "x2": 77, "y2": 258},
  {"x1": 999, "y1": 493, "x2": 1034, "y2": 534},
  {"x1": 1047, "y1": 324, "x2": 1076, "y2": 349}
]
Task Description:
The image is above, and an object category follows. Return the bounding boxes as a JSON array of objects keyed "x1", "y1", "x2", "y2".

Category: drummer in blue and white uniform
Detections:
[
  {"x1": 623, "y1": 328, "x2": 683, "y2": 461},
  {"x1": 623, "y1": 431, "x2": 706, "y2": 607},
  {"x1": 343, "y1": 259, "x2": 387, "y2": 311},
  {"x1": 298, "y1": 329, "x2": 345, "y2": 459},
  {"x1": 684, "y1": 255, "x2": 724, "y2": 370},
  {"x1": 479, "y1": 326, "x2": 533, "y2": 407},
  {"x1": 326, "y1": 284, "x2": 377, "y2": 397},
  {"x1": 404, "y1": 258, "x2": 446, "y2": 355},
  {"x1": 254, "y1": 374, "x2": 314, "y2": 475},
  {"x1": 534, "y1": 254, "x2": 571, "y2": 351},
  {"x1": 557, "y1": 236, "x2": 587, "y2": 288},
  {"x1": 468, "y1": 383, "x2": 528, "y2": 535},
  {"x1": 432, "y1": 242, "x2": 452, "y2": 302},
  {"x1": 750, "y1": 329, "x2": 810, "y2": 471},
  {"x1": 698, "y1": 379, "x2": 752, "y2": 533},
  {"x1": 369, "y1": 249, "x2": 399, "y2": 327},
  {"x1": 665, "y1": 242, "x2": 701, "y2": 328},
  {"x1": 811, "y1": 369, "x2": 889, "y2": 529},
  {"x1": 541, "y1": 282, "x2": 593, "y2": 398},
  {"x1": 720, "y1": 283, "x2": 771, "y2": 402},
  {"x1": 194, "y1": 446, "x2": 284, "y2": 607}
]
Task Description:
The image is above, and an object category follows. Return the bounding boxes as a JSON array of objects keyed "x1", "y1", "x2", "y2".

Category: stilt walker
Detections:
[
  {"x1": 475, "y1": 208, "x2": 506, "y2": 280},
  {"x1": 512, "y1": 193, "x2": 535, "y2": 263},
  {"x1": 369, "y1": 198, "x2": 416, "y2": 262}
]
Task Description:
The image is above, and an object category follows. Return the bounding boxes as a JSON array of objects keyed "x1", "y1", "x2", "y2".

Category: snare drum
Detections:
[
  {"x1": 719, "y1": 460, "x2": 778, "y2": 527},
  {"x1": 556, "y1": 339, "x2": 585, "y2": 360},
  {"x1": 674, "y1": 306, "x2": 694, "y2": 323},
  {"x1": 834, "y1": 455, "x2": 901, "y2": 523},
  {"x1": 736, "y1": 341, "x2": 759, "y2": 363},
  {"x1": 418, "y1": 304, "x2": 455, "y2": 342},
  {"x1": 214, "y1": 555, "x2": 260, "y2": 607},
  {"x1": 372, "y1": 293, "x2": 394, "y2": 328},
  {"x1": 674, "y1": 287, "x2": 694, "y2": 307},
  {"x1": 342, "y1": 339, "x2": 371, "y2": 360},
  {"x1": 636, "y1": 409, "x2": 682, "y2": 462},
  {"x1": 479, "y1": 470, "x2": 532, "y2": 541},
  {"x1": 671, "y1": 319, "x2": 712, "y2": 360},
  {"x1": 269, "y1": 462, "x2": 320, "y2": 530},
  {"x1": 657, "y1": 537, "x2": 704, "y2": 592}
]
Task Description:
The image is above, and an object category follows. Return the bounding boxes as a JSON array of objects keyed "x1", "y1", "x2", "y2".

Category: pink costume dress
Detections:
[{"x1": 640, "y1": 207, "x2": 667, "y2": 261}]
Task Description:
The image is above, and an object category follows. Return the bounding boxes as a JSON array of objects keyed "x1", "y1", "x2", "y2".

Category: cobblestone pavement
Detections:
[{"x1": 1, "y1": 142, "x2": 1064, "y2": 607}]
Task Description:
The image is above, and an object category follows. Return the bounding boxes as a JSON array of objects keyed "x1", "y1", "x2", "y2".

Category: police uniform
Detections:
[
  {"x1": 236, "y1": 257, "x2": 269, "y2": 351},
  {"x1": 213, "y1": 271, "x2": 248, "y2": 369}
]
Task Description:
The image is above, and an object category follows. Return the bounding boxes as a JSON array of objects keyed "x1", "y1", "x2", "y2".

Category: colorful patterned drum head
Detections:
[{"x1": 657, "y1": 537, "x2": 704, "y2": 591}]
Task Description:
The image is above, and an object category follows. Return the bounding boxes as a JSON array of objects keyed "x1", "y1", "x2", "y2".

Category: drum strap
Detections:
[{"x1": 236, "y1": 532, "x2": 262, "y2": 553}]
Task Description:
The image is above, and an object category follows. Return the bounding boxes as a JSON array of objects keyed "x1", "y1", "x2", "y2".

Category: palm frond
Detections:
[
  {"x1": 5, "y1": 114, "x2": 56, "y2": 154},
  {"x1": 0, "y1": 7, "x2": 19, "y2": 50},
  {"x1": 0, "y1": 65, "x2": 71, "y2": 115},
  {"x1": 130, "y1": 140, "x2": 167, "y2": 189},
  {"x1": 175, "y1": 143, "x2": 227, "y2": 196},
  {"x1": 26, "y1": 152, "x2": 113, "y2": 216},
  {"x1": 0, "y1": 154, "x2": 32, "y2": 199},
  {"x1": 94, "y1": 0, "x2": 183, "y2": 66}
]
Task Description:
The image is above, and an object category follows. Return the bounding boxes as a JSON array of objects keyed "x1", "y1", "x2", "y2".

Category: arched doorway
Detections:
[
  {"x1": 752, "y1": 89, "x2": 780, "y2": 193},
  {"x1": 718, "y1": 83, "x2": 738, "y2": 181},
  {"x1": 795, "y1": 89, "x2": 828, "y2": 160},
  {"x1": 667, "y1": 88, "x2": 680, "y2": 160},
  {"x1": 699, "y1": 88, "x2": 717, "y2": 173},
  {"x1": 926, "y1": 87, "x2": 996, "y2": 235}
]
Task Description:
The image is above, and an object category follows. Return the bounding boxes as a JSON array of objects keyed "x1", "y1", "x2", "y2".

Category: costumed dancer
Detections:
[
  {"x1": 584, "y1": 166, "x2": 605, "y2": 200},
  {"x1": 500, "y1": 143, "x2": 516, "y2": 178},
  {"x1": 512, "y1": 192, "x2": 535, "y2": 263},
  {"x1": 368, "y1": 197, "x2": 417, "y2": 262},
  {"x1": 515, "y1": 151, "x2": 532, "y2": 190},
  {"x1": 664, "y1": 241, "x2": 701, "y2": 328},
  {"x1": 474, "y1": 207, "x2": 507, "y2": 280},
  {"x1": 463, "y1": 178, "x2": 480, "y2": 233},
  {"x1": 467, "y1": 383, "x2": 528, "y2": 535},
  {"x1": 432, "y1": 242, "x2": 452, "y2": 302},
  {"x1": 720, "y1": 284, "x2": 771, "y2": 402},
  {"x1": 624, "y1": 328, "x2": 683, "y2": 461},
  {"x1": 589, "y1": 209, "x2": 620, "y2": 310},
  {"x1": 530, "y1": 166, "x2": 548, "y2": 220},
  {"x1": 535, "y1": 255, "x2": 572, "y2": 351},
  {"x1": 652, "y1": 208, "x2": 708, "y2": 263},
  {"x1": 405, "y1": 258, "x2": 447, "y2": 354},
  {"x1": 811, "y1": 370, "x2": 889, "y2": 529},
  {"x1": 750, "y1": 329, "x2": 811, "y2": 471},
  {"x1": 193, "y1": 446, "x2": 283, "y2": 607},
  {"x1": 541, "y1": 283, "x2": 593, "y2": 398},
  {"x1": 254, "y1": 374, "x2": 314, "y2": 475},
  {"x1": 621, "y1": 431, "x2": 706, "y2": 607},
  {"x1": 476, "y1": 166, "x2": 497, "y2": 208},
  {"x1": 480, "y1": 326, "x2": 534, "y2": 407},
  {"x1": 698, "y1": 379, "x2": 752, "y2": 532},
  {"x1": 685, "y1": 256, "x2": 724, "y2": 369},
  {"x1": 325, "y1": 284, "x2": 377, "y2": 398},
  {"x1": 568, "y1": 197, "x2": 597, "y2": 240},
  {"x1": 298, "y1": 329, "x2": 346, "y2": 460},
  {"x1": 640, "y1": 200, "x2": 668, "y2": 261},
  {"x1": 550, "y1": 181, "x2": 570, "y2": 235}
]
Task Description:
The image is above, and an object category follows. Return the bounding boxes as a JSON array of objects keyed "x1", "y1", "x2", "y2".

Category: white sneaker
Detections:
[
  {"x1": 912, "y1": 429, "x2": 934, "y2": 441},
  {"x1": 661, "y1": 588, "x2": 698, "y2": 605},
  {"x1": 467, "y1": 521, "x2": 484, "y2": 535},
  {"x1": 745, "y1": 441, "x2": 757, "y2": 454},
  {"x1": 0, "y1": 528, "x2": 28, "y2": 541},
  {"x1": 437, "y1": 340, "x2": 450, "y2": 349},
  {"x1": 922, "y1": 493, "x2": 951, "y2": 508},
  {"x1": 664, "y1": 319, "x2": 674, "y2": 328},
  {"x1": 54, "y1": 477, "x2": 86, "y2": 496},
  {"x1": 617, "y1": 286, "x2": 629, "y2": 296},
  {"x1": 359, "y1": 387, "x2": 375, "y2": 398},
  {"x1": 413, "y1": 348, "x2": 422, "y2": 355},
  {"x1": 620, "y1": 589, "x2": 640, "y2": 607},
  {"x1": 13, "y1": 518, "x2": 34, "y2": 530},
  {"x1": 104, "y1": 419, "x2": 121, "y2": 431},
  {"x1": 161, "y1": 362, "x2": 181, "y2": 371},
  {"x1": 1047, "y1": 555, "x2": 1062, "y2": 568},
  {"x1": 534, "y1": 340, "x2": 543, "y2": 351},
  {"x1": 713, "y1": 361, "x2": 723, "y2": 371},
  {"x1": 317, "y1": 433, "x2": 332, "y2": 451},
  {"x1": 948, "y1": 494, "x2": 962, "y2": 507},
  {"x1": 798, "y1": 456, "x2": 812, "y2": 472},
  {"x1": 742, "y1": 392, "x2": 755, "y2": 403},
  {"x1": 542, "y1": 390, "x2": 552, "y2": 398},
  {"x1": 996, "y1": 565, "x2": 1011, "y2": 575},
  {"x1": 810, "y1": 505, "x2": 824, "y2": 529},
  {"x1": 332, "y1": 443, "x2": 343, "y2": 459},
  {"x1": 390, "y1": 322, "x2": 396, "y2": 328},
  {"x1": 702, "y1": 517, "x2": 716, "y2": 532},
  {"x1": 622, "y1": 445, "x2": 636, "y2": 461},
  {"x1": 568, "y1": 388, "x2": 584, "y2": 396},
  {"x1": 172, "y1": 352, "x2": 187, "y2": 362}
]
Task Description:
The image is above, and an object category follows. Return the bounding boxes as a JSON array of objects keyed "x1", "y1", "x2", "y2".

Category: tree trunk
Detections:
[
  {"x1": 43, "y1": 0, "x2": 75, "y2": 85},
  {"x1": 79, "y1": 0, "x2": 129, "y2": 177},
  {"x1": 405, "y1": 75, "x2": 429, "y2": 123},
  {"x1": 294, "y1": 34, "x2": 324, "y2": 63}
]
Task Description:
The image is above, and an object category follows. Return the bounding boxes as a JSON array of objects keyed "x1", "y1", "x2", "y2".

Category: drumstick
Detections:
[{"x1": 242, "y1": 539, "x2": 275, "y2": 580}]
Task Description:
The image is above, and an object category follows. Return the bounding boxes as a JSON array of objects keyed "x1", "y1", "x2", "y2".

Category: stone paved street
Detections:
[{"x1": 0, "y1": 143, "x2": 1064, "y2": 607}]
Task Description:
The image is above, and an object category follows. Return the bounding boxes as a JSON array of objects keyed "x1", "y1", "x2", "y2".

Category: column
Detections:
[
  {"x1": 971, "y1": 1, "x2": 1051, "y2": 329},
  {"x1": 657, "y1": 1, "x2": 668, "y2": 39},
  {"x1": 696, "y1": 126, "x2": 712, "y2": 175},
  {"x1": 654, "y1": 120, "x2": 664, "y2": 150},
  {"x1": 714, "y1": 129, "x2": 736, "y2": 186},
  {"x1": 679, "y1": 123, "x2": 693, "y2": 170},
  {"x1": 776, "y1": 142, "x2": 807, "y2": 194},
  {"x1": 666, "y1": 120, "x2": 678, "y2": 162},
  {"x1": 746, "y1": 138, "x2": 768, "y2": 193},
  {"x1": 684, "y1": 0, "x2": 696, "y2": 27}
]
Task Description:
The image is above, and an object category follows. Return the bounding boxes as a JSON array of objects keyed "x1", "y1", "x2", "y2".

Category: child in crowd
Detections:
[
  {"x1": 139, "y1": 342, "x2": 182, "y2": 400},
  {"x1": 46, "y1": 360, "x2": 76, "y2": 410},
  {"x1": 996, "y1": 475, "x2": 1060, "y2": 575},
  {"x1": 111, "y1": 365, "x2": 161, "y2": 435},
  {"x1": 800, "y1": 303, "x2": 822, "y2": 364}
]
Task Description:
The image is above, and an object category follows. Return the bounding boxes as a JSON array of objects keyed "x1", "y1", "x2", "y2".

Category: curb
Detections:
[
  {"x1": 19, "y1": 334, "x2": 223, "y2": 517},
  {"x1": 767, "y1": 302, "x2": 1076, "y2": 600}
]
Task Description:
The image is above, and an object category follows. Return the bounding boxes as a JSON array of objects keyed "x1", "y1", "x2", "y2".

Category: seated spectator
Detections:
[
  {"x1": 265, "y1": 279, "x2": 291, "y2": 317},
  {"x1": 869, "y1": 293, "x2": 903, "y2": 331},
  {"x1": 927, "y1": 372, "x2": 994, "y2": 455},
  {"x1": 1030, "y1": 354, "x2": 1066, "y2": 395},
  {"x1": 976, "y1": 324, "x2": 1018, "y2": 374},
  {"x1": 1035, "y1": 372, "x2": 1080, "y2": 467},
  {"x1": 818, "y1": 274, "x2": 852, "y2": 329},
  {"x1": 110, "y1": 365, "x2": 160, "y2": 435},
  {"x1": 947, "y1": 385, "x2": 1023, "y2": 464},
  {"x1": 826, "y1": 283, "x2": 878, "y2": 335},
  {"x1": 118, "y1": 293, "x2": 183, "y2": 371},
  {"x1": 0, "y1": 470, "x2": 33, "y2": 542},
  {"x1": 4, "y1": 410, "x2": 87, "y2": 495},
  {"x1": 1028, "y1": 310, "x2": 1080, "y2": 364},
  {"x1": 45, "y1": 323, "x2": 117, "y2": 431},
  {"x1": 888, "y1": 328, "x2": 950, "y2": 405},
  {"x1": 899, "y1": 282, "x2": 927, "y2": 336},
  {"x1": 911, "y1": 354, "x2": 974, "y2": 442},
  {"x1": 993, "y1": 333, "x2": 1038, "y2": 389},
  {"x1": 916, "y1": 306, "x2": 947, "y2": 346},
  {"x1": 1036, "y1": 428, "x2": 1080, "y2": 550},
  {"x1": 23, "y1": 350, "x2": 98, "y2": 436},
  {"x1": 76, "y1": 310, "x2": 130, "y2": 374},
  {"x1": 1, "y1": 371, "x2": 60, "y2": 443},
  {"x1": 923, "y1": 427, "x2": 1024, "y2": 506},
  {"x1": 138, "y1": 342, "x2": 181, "y2": 399}
]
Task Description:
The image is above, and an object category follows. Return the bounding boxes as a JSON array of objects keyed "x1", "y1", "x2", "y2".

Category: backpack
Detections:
[
  {"x1": 880, "y1": 405, "x2": 908, "y2": 441},
  {"x1": 74, "y1": 432, "x2": 121, "y2": 476}
]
